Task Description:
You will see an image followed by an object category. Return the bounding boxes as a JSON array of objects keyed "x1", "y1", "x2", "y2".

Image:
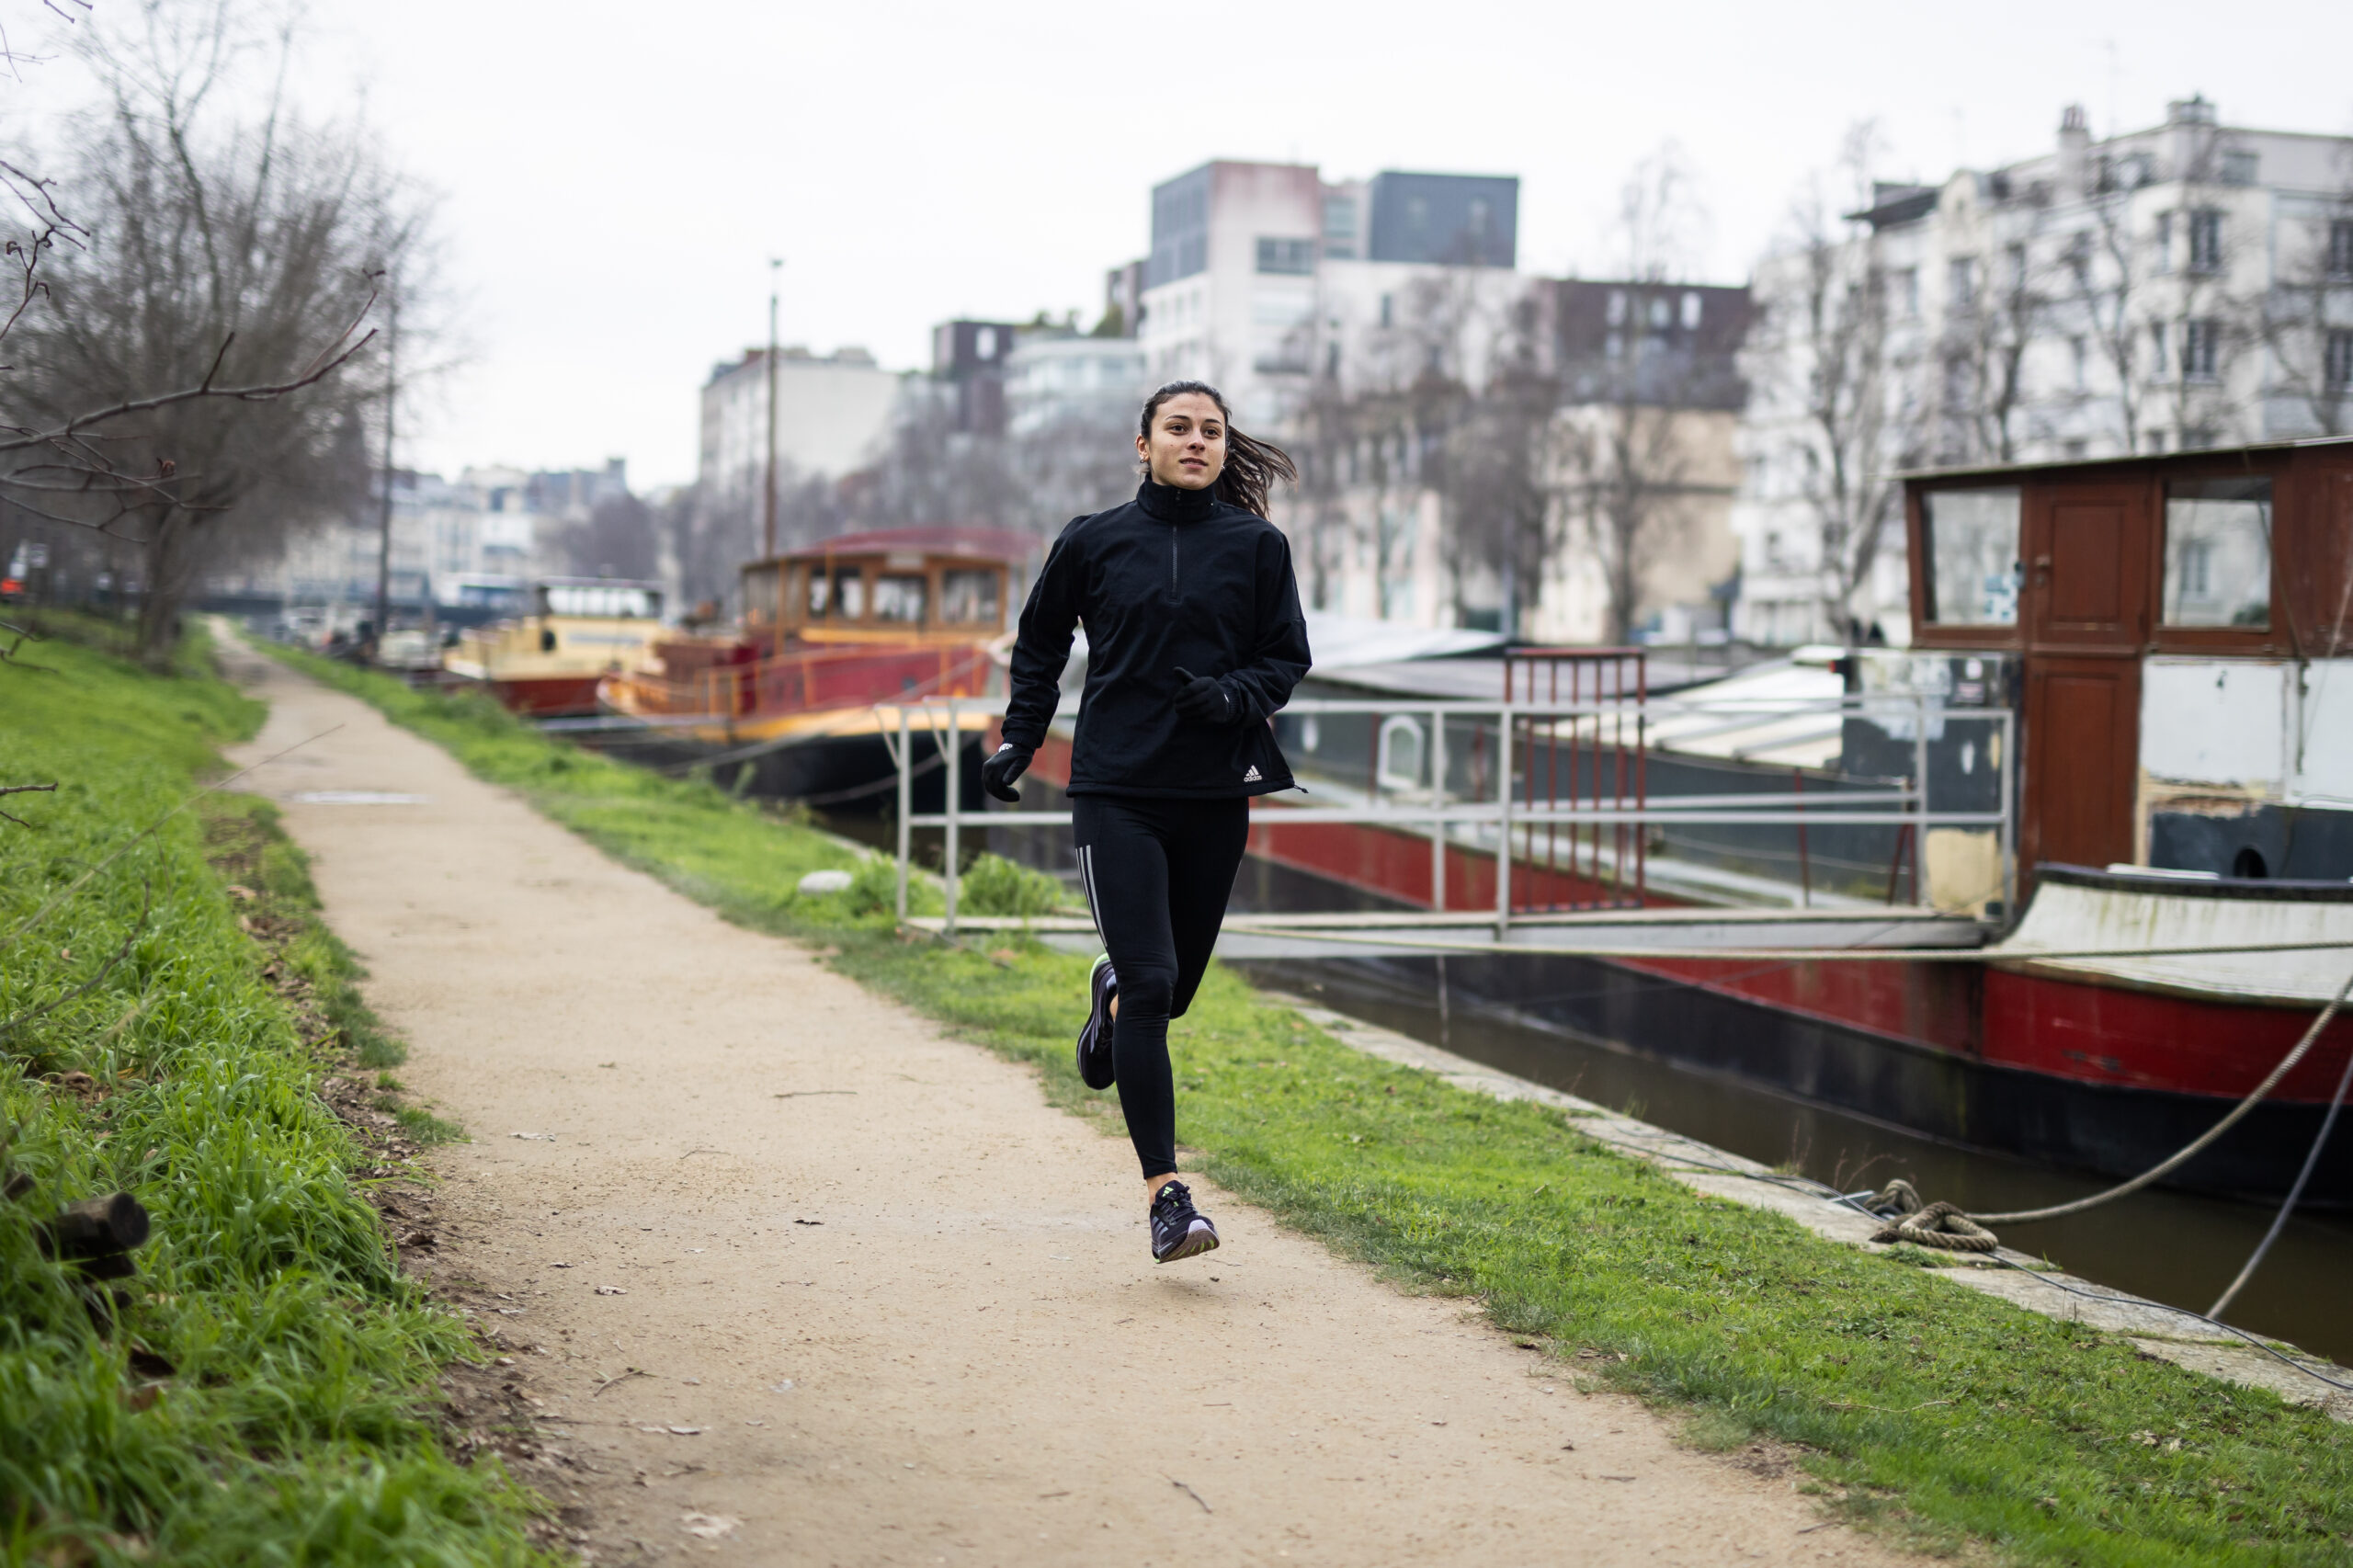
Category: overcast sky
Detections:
[{"x1": 32, "y1": 0, "x2": 2353, "y2": 489}]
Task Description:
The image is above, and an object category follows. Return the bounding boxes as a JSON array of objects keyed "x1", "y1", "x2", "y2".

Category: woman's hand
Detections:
[
  {"x1": 1172, "y1": 667, "x2": 1234, "y2": 726},
  {"x1": 980, "y1": 743, "x2": 1033, "y2": 802}
]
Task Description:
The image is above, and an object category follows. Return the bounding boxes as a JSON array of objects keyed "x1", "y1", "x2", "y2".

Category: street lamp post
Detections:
[{"x1": 763, "y1": 257, "x2": 781, "y2": 561}]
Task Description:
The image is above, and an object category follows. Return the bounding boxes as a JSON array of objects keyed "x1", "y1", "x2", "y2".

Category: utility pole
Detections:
[
  {"x1": 371, "y1": 289, "x2": 399, "y2": 653},
  {"x1": 763, "y1": 257, "x2": 781, "y2": 560}
]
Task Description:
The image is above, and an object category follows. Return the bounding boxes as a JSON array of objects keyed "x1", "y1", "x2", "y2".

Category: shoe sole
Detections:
[
  {"x1": 1154, "y1": 1219, "x2": 1221, "y2": 1264},
  {"x1": 1076, "y1": 956, "x2": 1117, "y2": 1091}
]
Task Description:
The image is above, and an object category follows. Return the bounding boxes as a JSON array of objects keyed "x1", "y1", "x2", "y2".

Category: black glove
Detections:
[
  {"x1": 1172, "y1": 666, "x2": 1234, "y2": 726},
  {"x1": 979, "y1": 742, "x2": 1032, "y2": 802}
]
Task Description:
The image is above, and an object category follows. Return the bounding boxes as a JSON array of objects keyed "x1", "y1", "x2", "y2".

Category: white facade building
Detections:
[
  {"x1": 1135, "y1": 162, "x2": 1529, "y2": 430},
  {"x1": 1005, "y1": 334, "x2": 1149, "y2": 438},
  {"x1": 1734, "y1": 97, "x2": 2353, "y2": 647},
  {"x1": 251, "y1": 465, "x2": 613, "y2": 614},
  {"x1": 697, "y1": 346, "x2": 904, "y2": 524}
]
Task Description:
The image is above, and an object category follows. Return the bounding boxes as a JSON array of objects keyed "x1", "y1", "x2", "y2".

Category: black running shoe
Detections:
[
  {"x1": 1077, "y1": 953, "x2": 1117, "y2": 1090},
  {"x1": 1150, "y1": 1179, "x2": 1220, "y2": 1264}
]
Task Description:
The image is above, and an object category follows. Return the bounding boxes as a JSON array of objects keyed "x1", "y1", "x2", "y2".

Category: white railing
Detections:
[{"x1": 881, "y1": 694, "x2": 2017, "y2": 937}]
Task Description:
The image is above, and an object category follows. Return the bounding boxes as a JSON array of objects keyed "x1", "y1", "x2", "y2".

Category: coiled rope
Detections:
[{"x1": 1858, "y1": 1181, "x2": 2000, "y2": 1253}]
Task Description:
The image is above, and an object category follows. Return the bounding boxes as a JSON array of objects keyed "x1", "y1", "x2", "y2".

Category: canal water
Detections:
[
  {"x1": 1240, "y1": 955, "x2": 2353, "y2": 1370},
  {"x1": 826, "y1": 806, "x2": 2353, "y2": 1370}
]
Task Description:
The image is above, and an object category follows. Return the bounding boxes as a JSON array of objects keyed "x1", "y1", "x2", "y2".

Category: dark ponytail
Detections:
[{"x1": 1138, "y1": 380, "x2": 1297, "y2": 519}]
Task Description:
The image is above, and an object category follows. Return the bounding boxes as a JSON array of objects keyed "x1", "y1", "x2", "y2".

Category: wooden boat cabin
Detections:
[
  {"x1": 1903, "y1": 437, "x2": 2353, "y2": 889},
  {"x1": 738, "y1": 526, "x2": 1033, "y2": 650}
]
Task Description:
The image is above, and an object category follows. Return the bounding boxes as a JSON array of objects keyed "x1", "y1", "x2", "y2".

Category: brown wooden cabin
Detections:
[
  {"x1": 1904, "y1": 437, "x2": 2353, "y2": 885},
  {"x1": 738, "y1": 526, "x2": 1036, "y2": 650}
]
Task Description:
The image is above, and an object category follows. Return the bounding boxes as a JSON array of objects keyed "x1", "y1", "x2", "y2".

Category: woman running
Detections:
[{"x1": 982, "y1": 381, "x2": 1310, "y2": 1264}]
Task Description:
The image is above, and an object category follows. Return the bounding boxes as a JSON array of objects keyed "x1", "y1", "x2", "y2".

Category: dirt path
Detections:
[{"x1": 220, "y1": 639, "x2": 1904, "y2": 1568}]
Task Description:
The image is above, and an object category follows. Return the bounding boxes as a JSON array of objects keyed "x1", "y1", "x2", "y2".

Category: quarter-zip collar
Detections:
[{"x1": 1135, "y1": 477, "x2": 1218, "y2": 523}]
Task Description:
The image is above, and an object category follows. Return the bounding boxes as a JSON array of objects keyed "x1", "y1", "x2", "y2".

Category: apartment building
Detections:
[
  {"x1": 1134, "y1": 162, "x2": 1524, "y2": 429},
  {"x1": 1734, "y1": 96, "x2": 2353, "y2": 646}
]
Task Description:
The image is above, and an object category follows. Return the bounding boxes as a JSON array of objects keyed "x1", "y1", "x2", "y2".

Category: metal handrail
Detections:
[{"x1": 881, "y1": 694, "x2": 2017, "y2": 934}]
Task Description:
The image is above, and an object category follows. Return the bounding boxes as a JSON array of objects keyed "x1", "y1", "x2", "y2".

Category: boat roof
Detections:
[
  {"x1": 1638, "y1": 659, "x2": 1847, "y2": 768},
  {"x1": 536, "y1": 575, "x2": 663, "y2": 591},
  {"x1": 1301, "y1": 610, "x2": 1506, "y2": 668},
  {"x1": 776, "y1": 527, "x2": 1037, "y2": 564},
  {"x1": 1898, "y1": 433, "x2": 2353, "y2": 484}
]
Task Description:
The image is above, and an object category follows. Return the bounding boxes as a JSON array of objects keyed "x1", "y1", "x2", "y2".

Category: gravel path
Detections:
[{"x1": 222, "y1": 638, "x2": 1905, "y2": 1567}]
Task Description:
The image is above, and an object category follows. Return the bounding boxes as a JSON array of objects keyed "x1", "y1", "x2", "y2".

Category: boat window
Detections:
[
  {"x1": 1923, "y1": 489, "x2": 2021, "y2": 625},
  {"x1": 940, "y1": 569, "x2": 1000, "y2": 625},
  {"x1": 740, "y1": 565, "x2": 778, "y2": 625},
  {"x1": 1376, "y1": 715, "x2": 1427, "y2": 793},
  {"x1": 806, "y1": 569, "x2": 829, "y2": 617},
  {"x1": 2163, "y1": 477, "x2": 2270, "y2": 628},
  {"x1": 873, "y1": 574, "x2": 927, "y2": 624},
  {"x1": 833, "y1": 569, "x2": 865, "y2": 619},
  {"x1": 543, "y1": 584, "x2": 659, "y2": 619}
]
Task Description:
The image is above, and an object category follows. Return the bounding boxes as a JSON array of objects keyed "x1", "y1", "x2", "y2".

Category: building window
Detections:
[
  {"x1": 1605, "y1": 289, "x2": 1627, "y2": 325},
  {"x1": 2188, "y1": 210, "x2": 2222, "y2": 272},
  {"x1": 1256, "y1": 237, "x2": 1315, "y2": 275},
  {"x1": 2154, "y1": 211, "x2": 2173, "y2": 272},
  {"x1": 1922, "y1": 488, "x2": 2022, "y2": 626},
  {"x1": 2163, "y1": 477, "x2": 2270, "y2": 628},
  {"x1": 2222, "y1": 149, "x2": 2258, "y2": 187},
  {"x1": 1681, "y1": 290, "x2": 1702, "y2": 330},
  {"x1": 1379, "y1": 292, "x2": 1393, "y2": 329},
  {"x1": 1322, "y1": 196, "x2": 1358, "y2": 260},
  {"x1": 2330, "y1": 220, "x2": 2353, "y2": 279},
  {"x1": 975, "y1": 326, "x2": 996, "y2": 358},
  {"x1": 1948, "y1": 256, "x2": 1977, "y2": 312},
  {"x1": 2183, "y1": 318, "x2": 2219, "y2": 380},
  {"x1": 2150, "y1": 320, "x2": 2168, "y2": 374},
  {"x1": 2070, "y1": 336, "x2": 2088, "y2": 389},
  {"x1": 2325, "y1": 330, "x2": 2353, "y2": 390}
]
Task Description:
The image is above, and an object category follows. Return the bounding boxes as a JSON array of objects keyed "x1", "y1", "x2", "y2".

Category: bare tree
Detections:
[
  {"x1": 1006, "y1": 401, "x2": 1140, "y2": 536},
  {"x1": 1937, "y1": 234, "x2": 2050, "y2": 464},
  {"x1": 1556, "y1": 148, "x2": 1722, "y2": 643},
  {"x1": 1441, "y1": 302, "x2": 1554, "y2": 634},
  {"x1": 555, "y1": 490, "x2": 660, "y2": 580},
  {"x1": 5, "y1": 0, "x2": 417, "y2": 657},
  {"x1": 1750, "y1": 125, "x2": 1917, "y2": 643}
]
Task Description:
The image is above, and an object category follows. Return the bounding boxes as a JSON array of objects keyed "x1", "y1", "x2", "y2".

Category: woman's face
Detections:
[{"x1": 1137, "y1": 392, "x2": 1228, "y2": 491}]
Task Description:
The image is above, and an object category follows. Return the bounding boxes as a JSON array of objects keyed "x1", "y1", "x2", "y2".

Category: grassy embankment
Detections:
[
  {"x1": 1, "y1": 621, "x2": 549, "y2": 1566},
  {"x1": 266, "y1": 640, "x2": 2353, "y2": 1566}
]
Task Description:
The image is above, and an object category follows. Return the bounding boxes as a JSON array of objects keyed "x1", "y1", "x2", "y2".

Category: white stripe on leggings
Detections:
[{"x1": 1078, "y1": 843, "x2": 1106, "y2": 946}]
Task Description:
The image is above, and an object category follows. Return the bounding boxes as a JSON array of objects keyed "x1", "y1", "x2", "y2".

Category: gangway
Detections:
[{"x1": 878, "y1": 687, "x2": 2014, "y2": 960}]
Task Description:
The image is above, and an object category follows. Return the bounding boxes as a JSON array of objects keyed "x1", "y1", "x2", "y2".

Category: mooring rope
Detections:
[
  {"x1": 2206, "y1": 1029, "x2": 2353, "y2": 1321},
  {"x1": 1967, "y1": 966, "x2": 2353, "y2": 1225}
]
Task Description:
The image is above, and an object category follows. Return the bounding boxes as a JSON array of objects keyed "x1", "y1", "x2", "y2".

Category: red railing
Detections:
[{"x1": 1503, "y1": 646, "x2": 1647, "y2": 912}]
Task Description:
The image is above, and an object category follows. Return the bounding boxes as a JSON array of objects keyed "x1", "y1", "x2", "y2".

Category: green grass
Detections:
[
  {"x1": 0, "y1": 623, "x2": 550, "y2": 1567},
  {"x1": 266, "y1": 640, "x2": 2353, "y2": 1565}
]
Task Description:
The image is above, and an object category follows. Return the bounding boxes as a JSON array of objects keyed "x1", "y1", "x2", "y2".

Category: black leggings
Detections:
[{"x1": 1073, "y1": 793, "x2": 1251, "y2": 1180}]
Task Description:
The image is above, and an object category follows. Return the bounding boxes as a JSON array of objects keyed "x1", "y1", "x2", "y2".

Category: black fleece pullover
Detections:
[{"x1": 1002, "y1": 479, "x2": 1312, "y2": 798}]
